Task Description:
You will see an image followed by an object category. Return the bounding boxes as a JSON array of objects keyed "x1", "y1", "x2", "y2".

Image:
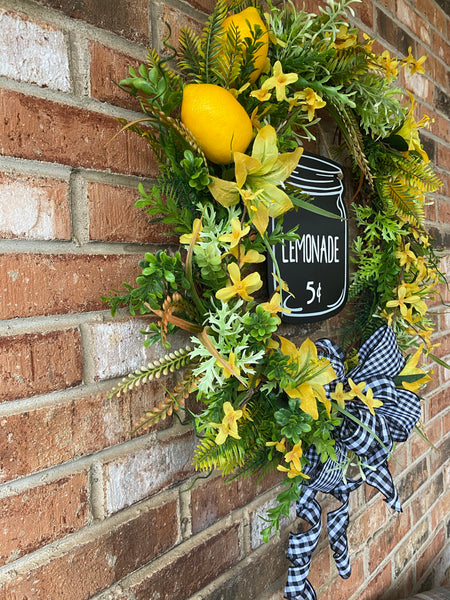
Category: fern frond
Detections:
[
  {"x1": 378, "y1": 177, "x2": 424, "y2": 226},
  {"x1": 108, "y1": 346, "x2": 193, "y2": 398},
  {"x1": 390, "y1": 154, "x2": 442, "y2": 193},
  {"x1": 178, "y1": 27, "x2": 202, "y2": 79},
  {"x1": 194, "y1": 435, "x2": 247, "y2": 474},
  {"x1": 327, "y1": 99, "x2": 374, "y2": 187},
  {"x1": 198, "y1": 0, "x2": 229, "y2": 83}
]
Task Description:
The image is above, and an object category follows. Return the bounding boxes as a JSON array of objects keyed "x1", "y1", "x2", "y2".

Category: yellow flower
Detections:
[
  {"x1": 377, "y1": 50, "x2": 399, "y2": 81},
  {"x1": 279, "y1": 337, "x2": 336, "y2": 420},
  {"x1": 261, "y1": 60, "x2": 298, "y2": 102},
  {"x1": 284, "y1": 442, "x2": 303, "y2": 471},
  {"x1": 215, "y1": 262, "x2": 263, "y2": 302},
  {"x1": 217, "y1": 351, "x2": 240, "y2": 379},
  {"x1": 330, "y1": 381, "x2": 354, "y2": 409},
  {"x1": 397, "y1": 344, "x2": 431, "y2": 392},
  {"x1": 396, "y1": 93, "x2": 431, "y2": 162},
  {"x1": 404, "y1": 46, "x2": 427, "y2": 75},
  {"x1": 250, "y1": 88, "x2": 272, "y2": 102},
  {"x1": 386, "y1": 285, "x2": 428, "y2": 318},
  {"x1": 219, "y1": 218, "x2": 250, "y2": 249},
  {"x1": 395, "y1": 242, "x2": 417, "y2": 271},
  {"x1": 347, "y1": 378, "x2": 367, "y2": 401},
  {"x1": 360, "y1": 387, "x2": 383, "y2": 415},
  {"x1": 266, "y1": 437, "x2": 286, "y2": 453},
  {"x1": 260, "y1": 292, "x2": 291, "y2": 315},
  {"x1": 210, "y1": 401, "x2": 243, "y2": 445},
  {"x1": 209, "y1": 125, "x2": 303, "y2": 235},
  {"x1": 179, "y1": 218, "x2": 203, "y2": 245},
  {"x1": 277, "y1": 464, "x2": 309, "y2": 479},
  {"x1": 292, "y1": 88, "x2": 326, "y2": 121},
  {"x1": 331, "y1": 25, "x2": 358, "y2": 49},
  {"x1": 229, "y1": 243, "x2": 266, "y2": 267}
]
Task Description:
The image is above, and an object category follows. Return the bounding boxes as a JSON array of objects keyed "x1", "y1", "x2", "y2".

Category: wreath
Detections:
[{"x1": 104, "y1": 1, "x2": 447, "y2": 597}]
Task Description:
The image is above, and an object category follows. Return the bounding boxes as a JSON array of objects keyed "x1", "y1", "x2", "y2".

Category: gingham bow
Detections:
[{"x1": 285, "y1": 326, "x2": 422, "y2": 600}]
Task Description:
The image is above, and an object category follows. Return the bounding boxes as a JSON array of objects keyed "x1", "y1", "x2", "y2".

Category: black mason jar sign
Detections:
[{"x1": 268, "y1": 151, "x2": 348, "y2": 323}]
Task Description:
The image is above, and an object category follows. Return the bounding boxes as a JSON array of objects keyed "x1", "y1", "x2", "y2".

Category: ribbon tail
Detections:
[{"x1": 285, "y1": 490, "x2": 322, "y2": 600}]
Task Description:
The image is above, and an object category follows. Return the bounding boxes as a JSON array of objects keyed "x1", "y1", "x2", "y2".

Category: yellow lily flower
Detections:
[
  {"x1": 404, "y1": 46, "x2": 427, "y2": 75},
  {"x1": 210, "y1": 401, "x2": 243, "y2": 445},
  {"x1": 266, "y1": 437, "x2": 286, "y2": 453},
  {"x1": 293, "y1": 88, "x2": 326, "y2": 121},
  {"x1": 377, "y1": 50, "x2": 399, "y2": 81},
  {"x1": 209, "y1": 125, "x2": 303, "y2": 235},
  {"x1": 396, "y1": 92, "x2": 431, "y2": 162},
  {"x1": 229, "y1": 243, "x2": 266, "y2": 267},
  {"x1": 395, "y1": 242, "x2": 417, "y2": 271},
  {"x1": 260, "y1": 292, "x2": 291, "y2": 315},
  {"x1": 284, "y1": 442, "x2": 303, "y2": 471},
  {"x1": 219, "y1": 218, "x2": 250, "y2": 249},
  {"x1": 250, "y1": 88, "x2": 272, "y2": 102},
  {"x1": 179, "y1": 218, "x2": 203, "y2": 245},
  {"x1": 347, "y1": 378, "x2": 367, "y2": 402},
  {"x1": 360, "y1": 387, "x2": 383, "y2": 415},
  {"x1": 279, "y1": 337, "x2": 336, "y2": 420},
  {"x1": 215, "y1": 262, "x2": 263, "y2": 302},
  {"x1": 386, "y1": 285, "x2": 427, "y2": 318},
  {"x1": 331, "y1": 25, "x2": 358, "y2": 49},
  {"x1": 397, "y1": 344, "x2": 431, "y2": 392},
  {"x1": 330, "y1": 381, "x2": 354, "y2": 409},
  {"x1": 261, "y1": 60, "x2": 298, "y2": 102},
  {"x1": 277, "y1": 463, "x2": 309, "y2": 479},
  {"x1": 217, "y1": 351, "x2": 240, "y2": 379}
]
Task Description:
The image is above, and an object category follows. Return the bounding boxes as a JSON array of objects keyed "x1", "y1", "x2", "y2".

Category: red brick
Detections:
[
  {"x1": 103, "y1": 430, "x2": 196, "y2": 514},
  {"x1": 185, "y1": 0, "x2": 216, "y2": 12},
  {"x1": 0, "y1": 253, "x2": 143, "y2": 319},
  {"x1": 397, "y1": 457, "x2": 429, "y2": 504},
  {"x1": 88, "y1": 181, "x2": 177, "y2": 243},
  {"x1": 1, "y1": 498, "x2": 178, "y2": 600},
  {"x1": 32, "y1": 0, "x2": 149, "y2": 43},
  {"x1": 0, "y1": 10, "x2": 70, "y2": 91},
  {"x1": 308, "y1": 543, "x2": 331, "y2": 591},
  {"x1": 369, "y1": 509, "x2": 411, "y2": 571},
  {"x1": 121, "y1": 523, "x2": 241, "y2": 600},
  {"x1": 358, "y1": 561, "x2": 392, "y2": 600},
  {"x1": 0, "y1": 383, "x2": 170, "y2": 484},
  {"x1": 0, "y1": 329, "x2": 82, "y2": 401},
  {"x1": 0, "y1": 89, "x2": 157, "y2": 177},
  {"x1": 0, "y1": 472, "x2": 88, "y2": 566},
  {"x1": 393, "y1": 517, "x2": 429, "y2": 578},
  {"x1": 396, "y1": 0, "x2": 431, "y2": 45},
  {"x1": 159, "y1": 4, "x2": 204, "y2": 52},
  {"x1": 416, "y1": 526, "x2": 446, "y2": 583},
  {"x1": 191, "y1": 469, "x2": 282, "y2": 534},
  {"x1": 416, "y1": 0, "x2": 448, "y2": 35},
  {"x1": 431, "y1": 489, "x2": 450, "y2": 530},
  {"x1": 89, "y1": 43, "x2": 142, "y2": 112},
  {"x1": 326, "y1": 552, "x2": 365, "y2": 600},
  {"x1": 348, "y1": 498, "x2": 387, "y2": 551},
  {"x1": 0, "y1": 173, "x2": 70, "y2": 240},
  {"x1": 355, "y1": 0, "x2": 374, "y2": 28}
]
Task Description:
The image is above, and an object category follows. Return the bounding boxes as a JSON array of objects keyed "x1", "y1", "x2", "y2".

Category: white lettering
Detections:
[{"x1": 281, "y1": 234, "x2": 340, "y2": 264}]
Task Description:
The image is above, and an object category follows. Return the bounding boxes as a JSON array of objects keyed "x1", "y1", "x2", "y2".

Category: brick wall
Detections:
[{"x1": 0, "y1": 0, "x2": 448, "y2": 599}]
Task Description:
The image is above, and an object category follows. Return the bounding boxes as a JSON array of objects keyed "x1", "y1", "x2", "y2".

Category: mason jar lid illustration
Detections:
[{"x1": 268, "y1": 151, "x2": 348, "y2": 323}]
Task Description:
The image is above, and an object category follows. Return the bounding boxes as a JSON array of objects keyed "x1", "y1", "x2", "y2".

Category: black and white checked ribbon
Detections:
[{"x1": 285, "y1": 326, "x2": 422, "y2": 600}]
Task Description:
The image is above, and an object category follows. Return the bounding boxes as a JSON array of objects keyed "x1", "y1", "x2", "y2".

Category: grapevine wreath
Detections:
[{"x1": 104, "y1": 1, "x2": 447, "y2": 597}]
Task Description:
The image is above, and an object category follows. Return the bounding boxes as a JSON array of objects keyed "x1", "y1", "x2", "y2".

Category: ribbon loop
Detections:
[{"x1": 284, "y1": 326, "x2": 421, "y2": 599}]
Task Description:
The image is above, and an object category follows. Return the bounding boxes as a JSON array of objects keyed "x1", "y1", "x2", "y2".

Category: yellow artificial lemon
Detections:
[
  {"x1": 223, "y1": 7, "x2": 269, "y2": 83},
  {"x1": 181, "y1": 83, "x2": 253, "y2": 165}
]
